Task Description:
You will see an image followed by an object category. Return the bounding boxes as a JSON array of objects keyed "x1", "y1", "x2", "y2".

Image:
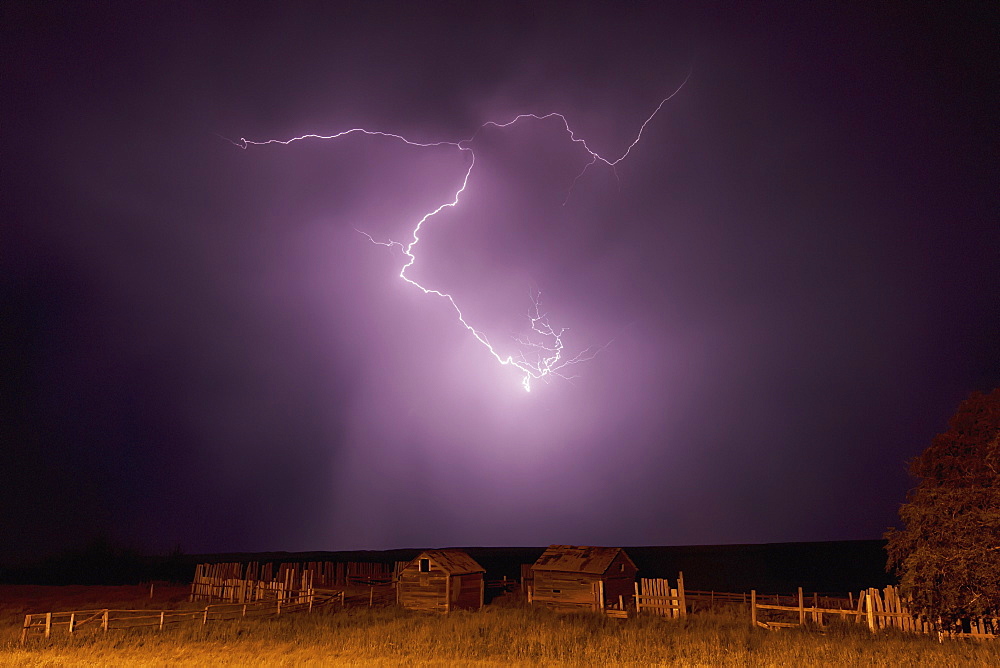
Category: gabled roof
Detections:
[
  {"x1": 411, "y1": 549, "x2": 485, "y2": 575},
  {"x1": 531, "y1": 545, "x2": 636, "y2": 575}
]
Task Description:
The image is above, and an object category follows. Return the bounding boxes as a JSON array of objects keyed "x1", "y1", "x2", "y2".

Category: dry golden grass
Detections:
[{"x1": 2, "y1": 586, "x2": 998, "y2": 666}]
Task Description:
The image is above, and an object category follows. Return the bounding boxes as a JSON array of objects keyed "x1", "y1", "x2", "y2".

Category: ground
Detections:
[{"x1": 2, "y1": 585, "x2": 999, "y2": 666}]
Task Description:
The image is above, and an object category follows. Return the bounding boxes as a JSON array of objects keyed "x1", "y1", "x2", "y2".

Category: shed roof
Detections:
[
  {"x1": 531, "y1": 545, "x2": 635, "y2": 575},
  {"x1": 412, "y1": 549, "x2": 485, "y2": 575}
]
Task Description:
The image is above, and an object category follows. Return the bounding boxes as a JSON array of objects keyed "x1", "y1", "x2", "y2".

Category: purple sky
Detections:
[{"x1": 3, "y1": 2, "x2": 997, "y2": 562}]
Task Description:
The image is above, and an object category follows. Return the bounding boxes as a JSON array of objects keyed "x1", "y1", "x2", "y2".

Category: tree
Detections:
[{"x1": 885, "y1": 388, "x2": 1000, "y2": 627}]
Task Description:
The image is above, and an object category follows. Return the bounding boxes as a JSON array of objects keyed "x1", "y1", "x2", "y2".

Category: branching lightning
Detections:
[{"x1": 233, "y1": 73, "x2": 689, "y2": 392}]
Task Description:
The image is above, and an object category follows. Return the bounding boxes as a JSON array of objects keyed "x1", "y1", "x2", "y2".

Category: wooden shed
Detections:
[
  {"x1": 396, "y1": 549, "x2": 485, "y2": 613},
  {"x1": 530, "y1": 545, "x2": 638, "y2": 612}
]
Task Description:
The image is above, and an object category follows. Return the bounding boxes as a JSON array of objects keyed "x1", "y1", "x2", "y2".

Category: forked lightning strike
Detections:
[{"x1": 234, "y1": 74, "x2": 689, "y2": 392}]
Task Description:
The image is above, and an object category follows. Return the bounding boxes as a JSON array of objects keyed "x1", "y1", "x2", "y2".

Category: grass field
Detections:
[{"x1": 2, "y1": 585, "x2": 998, "y2": 666}]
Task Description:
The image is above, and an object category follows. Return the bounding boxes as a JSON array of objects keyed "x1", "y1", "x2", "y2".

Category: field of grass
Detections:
[{"x1": 2, "y1": 586, "x2": 998, "y2": 666}]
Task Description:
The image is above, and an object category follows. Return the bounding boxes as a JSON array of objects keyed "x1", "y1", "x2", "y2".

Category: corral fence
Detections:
[
  {"x1": 21, "y1": 592, "x2": 324, "y2": 644},
  {"x1": 751, "y1": 585, "x2": 998, "y2": 639}
]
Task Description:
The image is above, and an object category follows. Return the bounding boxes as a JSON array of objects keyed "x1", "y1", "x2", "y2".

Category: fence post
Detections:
[
  {"x1": 751, "y1": 590, "x2": 757, "y2": 628},
  {"x1": 68, "y1": 612, "x2": 76, "y2": 634},
  {"x1": 865, "y1": 590, "x2": 875, "y2": 632},
  {"x1": 44, "y1": 612, "x2": 52, "y2": 639},
  {"x1": 203, "y1": 606, "x2": 209, "y2": 625},
  {"x1": 798, "y1": 587, "x2": 805, "y2": 626},
  {"x1": 678, "y1": 572, "x2": 687, "y2": 617},
  {"x1": 21, "y1": 615, "x2": 30, "y2": 644},
  {"x1": 102, "y1": 610, "x2": 109, "y2": 633}
]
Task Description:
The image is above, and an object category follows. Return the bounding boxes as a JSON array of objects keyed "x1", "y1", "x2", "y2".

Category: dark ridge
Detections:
[
  {"x1": 1, "y1": 540, "x2": 892, "y2": 593},
  {"x1": 623, "y1": 540, "x2": 894, "y2": 594}
]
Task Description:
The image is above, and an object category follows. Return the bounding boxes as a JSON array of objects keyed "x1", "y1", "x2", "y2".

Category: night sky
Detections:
[{"x1": 3, "y1": 2, "x2": 997, "y2": 564}]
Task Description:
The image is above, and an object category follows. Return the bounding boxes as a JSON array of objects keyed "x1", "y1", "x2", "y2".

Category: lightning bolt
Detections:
[{"x1": 233, "y1": 73, "x2": 689, "y2": 392}]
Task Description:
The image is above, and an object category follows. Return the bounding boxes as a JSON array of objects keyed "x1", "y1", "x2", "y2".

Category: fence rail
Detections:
[{"x1": 751, "y1": 587, "x2": 862, "y2": 630}]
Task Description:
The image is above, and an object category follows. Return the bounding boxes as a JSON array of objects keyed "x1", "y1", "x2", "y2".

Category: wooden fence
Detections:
[
  {"x1": 634, "y1": 574, "x2": 686, "y2": 618},
  {"x1": 751, "y1": 585, "x2": 998, "y2": 639},
  {"x1": 22, "y1": 593, "x2": 324, "y2": 644}
]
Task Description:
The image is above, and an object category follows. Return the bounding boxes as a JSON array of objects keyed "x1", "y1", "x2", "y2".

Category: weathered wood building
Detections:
[
  {"x1": 396, "y1": 549, "x2": 485, "y2": 613},
  {"x1": 529, "y1": 545, "x2": 638, "y2": 612}
]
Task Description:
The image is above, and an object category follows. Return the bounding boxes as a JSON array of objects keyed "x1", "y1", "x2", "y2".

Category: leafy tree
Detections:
[{"x1": 886, "y1": 388, "x2": 1000, "y2": 626}]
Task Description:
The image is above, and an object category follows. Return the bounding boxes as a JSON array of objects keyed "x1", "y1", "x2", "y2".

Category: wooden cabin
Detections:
[
  {"x1": 530, "y1": 545, "x2": 638, "y2": 612},
  {"x1": 396, "y1": 549, "x2": 485, "y2": 613}
]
